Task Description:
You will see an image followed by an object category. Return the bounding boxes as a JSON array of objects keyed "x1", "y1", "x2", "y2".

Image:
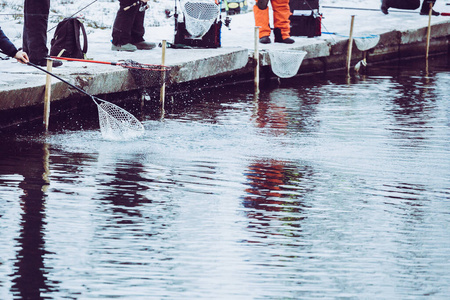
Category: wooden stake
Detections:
[
  {"x1": 43, "y1": 59, "x2": 52, "y2": 132},
  {"x1": 425, "y1": 2, "x2": 432, "y2": 72},
  {"x1": 160, "y1": 40, "x2": 167, "y2": 117},
  {"x1": 346, "y1": 15, "x2": 355, "y2": 75},
  {"x1": 254, "y1": 26, "x2": 260, "y2": 95}
]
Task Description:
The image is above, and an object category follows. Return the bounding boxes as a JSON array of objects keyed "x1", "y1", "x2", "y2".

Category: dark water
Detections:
[{"x1": 1, "y1": 58, "x2": 450, "y2": 299}]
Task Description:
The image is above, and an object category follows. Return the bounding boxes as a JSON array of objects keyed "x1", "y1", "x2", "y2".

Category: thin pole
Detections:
[
  {"x1": 425, "y1": 2, "x2": 432, "y2": 72},
  {"x1": 160, "y1": 40, "x2": 167, "y2": 117},
  {"x1": 346, "y1": 15, "x2": 355, "y2": 76},
  {"x1": 254, "y1": 26, "x2": 260, "y2": 94},
  {"x1": 50, "y1": 56, "x2": 168, "y2": 71},
  {"x1": 322, "y1": 5, "x2": 417, "y2": 14},
  {"x1": 43, "y1": 59, "x2": 52, "y2": 132},
  {"x1": 47, "y1": 0, "x2": 98, "y2": 32}
]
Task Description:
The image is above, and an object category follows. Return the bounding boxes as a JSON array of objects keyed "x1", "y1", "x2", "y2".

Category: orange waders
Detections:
[{"x1": 253, "y1": 0, "x2": 291, "y2": 40}]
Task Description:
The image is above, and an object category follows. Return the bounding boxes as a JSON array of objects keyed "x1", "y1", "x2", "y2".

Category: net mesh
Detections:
[
  {"x1": 120, "y1": 59, "x2": 170, "y2": 72},
  {"x1": 269, "y1": 50, "x2": 307, "y2": 78},
  {"x1": 124, "y1": 60, "x2": 171, "y2": 88},
  {"x1": 94, "y1": 97, "x2": 145, "y2": 140},
  {"x1": 181, "y1": 0, "x2": 220, "y2": 38},
  {"x1": 354, "y1": 34, "x2": 380, "y2": 51}
]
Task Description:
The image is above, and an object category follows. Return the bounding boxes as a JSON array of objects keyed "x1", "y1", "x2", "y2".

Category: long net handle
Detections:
[
  {"x1": 50, "y1": 56, "x2": 170, "y2": 71},
  {"x1": 50, "y1": 56, "x2": 118, "y2": 66},
  {"x1": 28, "y1": 62, "x2": 91, "y2": 98}
]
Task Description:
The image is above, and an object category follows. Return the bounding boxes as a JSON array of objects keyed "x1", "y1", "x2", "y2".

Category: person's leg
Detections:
[
  {"x1": 272, "y1": 0, "x2": 294, "y2": 43},
  {"x1": 381, "y1": 0, "x2": 390, "y2": 14},
  {"x1": 130, "y1": 8, "x2": 145, "y2": 44},
  {"x1": 23, "y1": 0, "x2": 50, "y2": 63},
  {"x1": 112, "y1": 0, "x2": 137, "y2": 46},
  {"x1": 254, "y1": 0, "x2": 271, "y2": 41}
]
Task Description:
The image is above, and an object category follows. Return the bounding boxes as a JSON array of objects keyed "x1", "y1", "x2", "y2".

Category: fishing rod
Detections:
[
  {"x1": 322, "y1": 5, "x2": 450, "y2": 16},
  {"x1": 48, "y1": 0, "x2": 99, "y2": 32},
  {"x1": 322, "y1": 5, "x2": 417, "y2": 14},
  {"x1": 124, "y1": 1, "x2": 149, "y2": 11}
]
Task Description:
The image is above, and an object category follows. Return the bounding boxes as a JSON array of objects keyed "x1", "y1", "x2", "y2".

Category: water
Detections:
[{"x1": 1, "y1": 58, "x2": 450, "y2": 299}]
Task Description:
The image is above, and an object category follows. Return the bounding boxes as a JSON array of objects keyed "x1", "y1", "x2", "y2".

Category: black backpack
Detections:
[{"x1": 50, "y1": 17, "x2": 88, "y2": 58}]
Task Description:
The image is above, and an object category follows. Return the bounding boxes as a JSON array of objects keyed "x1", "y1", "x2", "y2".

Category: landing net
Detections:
[
  {"x1": 354, "y1": 34, "x2": 380, "y2": 51},
  {"x1": 94, "y1": 97, "x2": 145, "y2": 140},
  {"x1": 119, "y1": 59, "x2": 171, "y2": 72},
  {"x1": 180, "y1": 0, "x2": 220, "y2": 38},
  {"x1": 269, "y1": 50, "x2": 307, "y2": 78}
]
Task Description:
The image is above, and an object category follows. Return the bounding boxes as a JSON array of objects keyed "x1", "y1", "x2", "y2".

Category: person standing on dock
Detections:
[
  {"x1": 254, "y1": 0, "x2": 295, "y2": 44},
  {"x1": 381, "y1": 0, "x2": 440, "y2": 16},
  {"x1": 111, "y1": 0, "x2": 156, "y2": 52},
  {"x1": 0, "y1": 26, "x2": 29, "y2": 63},
  {"x1": 23, "y1": 0, "x2": 62, "y2": 67}
]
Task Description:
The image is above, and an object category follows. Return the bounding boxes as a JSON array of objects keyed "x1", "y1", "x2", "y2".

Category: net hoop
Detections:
[
  {"x1": 94, "y1": 97, "x2": 145, "y2": 140},
  {"x1": 269, "y1": 50, "x2": 307, "y2": 78},
  {"x1": 331, "y1": 33, "x2": 380, "y2": 52},
  {"x1": 180, "y1": 0, "x2": 220, "y2": 39},
  {"x1": 353, "y1": 34, "x2": 380, "y2": 51}
]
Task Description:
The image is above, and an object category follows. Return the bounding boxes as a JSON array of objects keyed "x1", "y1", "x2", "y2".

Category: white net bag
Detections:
[
  {"x1": 95, "y1": 97, "x2": 145, "y2": 140},
  {"x1": 354, "y1": 34, "x2": 380, "y2": 51},
  {"x1": 181, "y1": 0, "x2": 220, "y2": 39},
  {"x1": 269, "y1": 50, "x2": 307, "y2": 78}
]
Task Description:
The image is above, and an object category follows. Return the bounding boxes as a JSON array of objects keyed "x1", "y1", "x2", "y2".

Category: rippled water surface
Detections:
[{"x1": 1, "y1": 60, "x2": 450, "y2": 299}]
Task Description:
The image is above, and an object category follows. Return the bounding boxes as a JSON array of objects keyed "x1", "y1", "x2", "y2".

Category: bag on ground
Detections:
[{"x1": 50, "y1": 17, "x2": 88, "y2": 58}]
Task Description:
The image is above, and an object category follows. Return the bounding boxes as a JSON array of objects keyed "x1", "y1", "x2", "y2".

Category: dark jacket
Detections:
[{"x1": 0, "y1": 26, "x2": 18, "y2": 57}]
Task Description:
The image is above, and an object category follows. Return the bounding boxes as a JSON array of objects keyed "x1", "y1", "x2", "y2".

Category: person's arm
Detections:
[
  {"x1": 0, "y1": 27, "x2": 29, "y2": 63},
  {"x1": 0, "y1": 27, "x2": 18, "y2": 57}
]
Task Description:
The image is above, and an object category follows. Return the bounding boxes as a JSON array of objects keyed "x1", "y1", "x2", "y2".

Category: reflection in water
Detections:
[
  {"x1": 386, "y1": 74, "x2": 438, "y2": 145},
  {"x1": 253, "y1": 87, "x2": 320, "y2": 134},
  {"x1": 244, "y1": 87, "x2": 316, "y2": 241},
  {"x1": 1, "y1": 142, "x2": 55, "y2": 299},
  {"x1": 243, "y1": 160, "x2": 312, "y2": 237},
  {"x1": 97, "y1": 157, "x2": 151, "y2": 219},
  {"x1": 0, "y1": 59, "x2": 449, "y2": 299}
]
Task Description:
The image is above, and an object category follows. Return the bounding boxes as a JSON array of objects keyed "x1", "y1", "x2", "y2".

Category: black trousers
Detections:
[
  {"x1": 112, "y1": 0, "x2": 146, "y2": 46},
  {"x1": 23, "y1": 0, "x2": 50, "y2": 63}
]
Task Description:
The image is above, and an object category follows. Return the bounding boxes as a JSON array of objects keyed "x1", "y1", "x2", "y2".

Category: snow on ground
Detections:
[
  {"x1": 0, "y1": 0, "x2": 448, "y2": 76},
  {"x1": 1, "y1": 0, "x2": 447, "y2": 50}
]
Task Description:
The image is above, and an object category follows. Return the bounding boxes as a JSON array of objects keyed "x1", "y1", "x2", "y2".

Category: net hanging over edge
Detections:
[
  {"x1": 180, "y1": 0, "x2": 220, "y2": 38},
  {"x1": 120, "y1": 59, "x2": 171, "y2": 72},
  {"x1": 353, "y1": 34, "x2": 380, "y2": 51},
  {"x1": 94, "y1": 96, "x2": 145, "y2": 140},
  {"x1": 124, "y1": 59, "x2": 172, "y2": 87},
  {"x1": 269, "y1": 50, "x2": 307, "y2": 78}
]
